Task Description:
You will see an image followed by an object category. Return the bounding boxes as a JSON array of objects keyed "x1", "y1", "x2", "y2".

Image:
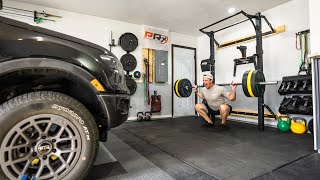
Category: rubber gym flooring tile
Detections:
[
  {"x1": 112, "y1": 128, "x2": 217, "y2": 180},
  {"x1": 87, "y1": 133, "x2": 175, "y2": 180},
  {"x1": 255, "y1": 153, "x2": 320, "y2": 180},
  {"x1": 117, "y1": 117, "x2": 314, "y2": 180}
]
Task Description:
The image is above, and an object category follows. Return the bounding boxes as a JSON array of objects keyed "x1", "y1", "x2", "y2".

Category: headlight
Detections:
[{"x1": 100, "y1": 54, "x2": 125, "y2": 77}]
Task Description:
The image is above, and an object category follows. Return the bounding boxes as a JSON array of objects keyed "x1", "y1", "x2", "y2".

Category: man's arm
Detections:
[
  {"x1": 227, "y1": 88, "x2": 236, "y2": 101},
  {"x1": 196, "y1": 91, "x2": 205, "y2": 99},
  {"x1": 193, "y1": 85, "x2": 205, "y2": 99},
  {"x1": 227, "y1": 82, "x2": 237, "y2": 101}
]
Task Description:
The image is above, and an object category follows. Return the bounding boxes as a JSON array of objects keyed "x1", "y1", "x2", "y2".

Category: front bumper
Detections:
[{"x1": 99, "y1": 93, "x2": 130, "y2": 129}]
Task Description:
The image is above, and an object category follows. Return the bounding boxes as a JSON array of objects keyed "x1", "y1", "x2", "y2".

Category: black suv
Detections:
[{"x1": 0, "y1": 16, "x2": 130, "y2": 179}]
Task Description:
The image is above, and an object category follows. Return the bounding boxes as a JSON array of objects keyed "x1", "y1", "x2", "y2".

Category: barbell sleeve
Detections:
[{"x1": 257, "y1": 81, "x2": 278, "y2": 85}]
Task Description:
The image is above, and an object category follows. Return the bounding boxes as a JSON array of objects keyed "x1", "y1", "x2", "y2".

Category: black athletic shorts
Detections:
[{"x1": 203, "y1": 103, "x2": 232, "y2": 115}]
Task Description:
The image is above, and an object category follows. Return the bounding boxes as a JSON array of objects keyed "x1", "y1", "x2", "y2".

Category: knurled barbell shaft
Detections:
[{"x1": 196, "y1": 81, "x2": 278, "y2": 87}]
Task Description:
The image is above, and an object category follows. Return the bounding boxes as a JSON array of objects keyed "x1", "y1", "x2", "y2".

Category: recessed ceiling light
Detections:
[{"x1": 228, "y1": 8, "x2": 236, "y2": 14}]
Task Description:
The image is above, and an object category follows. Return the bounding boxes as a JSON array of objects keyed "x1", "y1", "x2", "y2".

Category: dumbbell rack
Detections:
[
  {"x1": 199, "y1": 11, "x2": 275, "y2": 131},
  {"x1": 278, "y1": 75, "x2": 312, "y2": 115}
]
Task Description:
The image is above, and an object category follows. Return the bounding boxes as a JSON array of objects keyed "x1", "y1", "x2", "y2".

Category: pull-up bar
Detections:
[
  {"x1": 199, "y1": 11, "x2": 275, "y2": 35},
  {"x1": 199, "y1": 11, "x2": 246, "y2": 32},
  {"x1": 214, "y1": 19, "x2": 250, "y2": 33}
]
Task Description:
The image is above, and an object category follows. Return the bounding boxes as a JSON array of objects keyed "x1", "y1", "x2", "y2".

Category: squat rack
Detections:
[{"x1": 199, "y1": 11, "x2": 275, "y2": 131}]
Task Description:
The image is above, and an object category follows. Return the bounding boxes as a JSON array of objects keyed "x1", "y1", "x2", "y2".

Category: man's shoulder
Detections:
[
  {"x1": 213, "y1": 84, "x2": 225, "y2": 89},
  {"x1": 213, "y1": 85, "x2": 228, "y2": 93}
]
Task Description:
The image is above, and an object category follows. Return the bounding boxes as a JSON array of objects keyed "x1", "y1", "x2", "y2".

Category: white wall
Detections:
[
  {"x1": 2, "y1": 0, "x2": 198, "y2": 119},
  {"x1": 309, "y1": 0, "x2": 320, "y2": 54},
  {"x1": 197, "y1": 0, "x2": 311, "y2": 125}
]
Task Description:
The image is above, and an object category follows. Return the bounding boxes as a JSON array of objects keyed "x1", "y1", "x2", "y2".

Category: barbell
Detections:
[{"x1": 174, "y1": 70, "x2": 278, "y2": 98}]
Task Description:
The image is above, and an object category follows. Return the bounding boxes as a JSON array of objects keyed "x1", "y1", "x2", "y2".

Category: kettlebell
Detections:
[
  {"x1": 137, "y1": 112, "x2": 144, "y2": 121},
  {"x1": 145, "y1": 111, "x2": 152, "y2": 121},
  {"x1": 308, "y1": 119, "x2": 313, "y2": 134},
  {"x1": 290, "y1": 117, "x2": 307, "y2": 134},
  {"x1": 277, "y1": 116, "x2": 290, "y2": 132}
]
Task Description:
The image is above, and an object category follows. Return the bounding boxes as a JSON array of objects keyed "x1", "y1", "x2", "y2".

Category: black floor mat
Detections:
[
  {"x1": 112, "y1": 128, "x2": 218, "y2": 180},
  {"x1": 114, "y1": 117, "x2": 314, "y2": 180},
  {"x1": 255, "y1": 153, "x2": 320, "y2": 180}
]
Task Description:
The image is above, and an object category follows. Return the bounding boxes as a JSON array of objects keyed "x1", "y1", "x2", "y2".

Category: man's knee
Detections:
[
  {"x1": 219, "y1": 104, "x2": 230, "y2": 114},
  {"x1": 195, "y1": 103, "x2": 201, "y2": 111},
  {"x1": 195, "y1": 103, "x2": 205, "y2": 112}
]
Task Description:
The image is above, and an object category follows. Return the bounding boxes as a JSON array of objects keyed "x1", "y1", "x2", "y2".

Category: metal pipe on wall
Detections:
[{"x1": 311, "y1": 57, "x2": 320, "y2": 152}]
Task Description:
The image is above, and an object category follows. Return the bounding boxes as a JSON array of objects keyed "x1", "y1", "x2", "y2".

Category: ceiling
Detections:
[{"x1": 12, "y1": 0, "x2": 292, "y2": 36}]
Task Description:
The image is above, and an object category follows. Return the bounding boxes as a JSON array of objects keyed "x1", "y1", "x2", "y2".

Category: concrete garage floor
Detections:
[{"x1": 86, "y1": 117, "x2": 319, "y2": 180}]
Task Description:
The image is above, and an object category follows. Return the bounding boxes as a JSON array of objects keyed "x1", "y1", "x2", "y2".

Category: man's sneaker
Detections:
[
  {"x1": 217, "y1": 124, "x2": 230, "y2": 131},
  {"x1": 201, "y1": 122, "x2": 214, "y2": 128}
]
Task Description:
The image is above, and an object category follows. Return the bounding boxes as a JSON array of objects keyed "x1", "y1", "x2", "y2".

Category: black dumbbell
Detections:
[
  {"x1": 287, "y1": 96, "x2": 303, "y2": 113},
  {"x1": 279, "y1": 97, "x2": 292, "y2": 114},
  {"x1": 299, "y1": 80, "x2": 308, "y2": 93},
  {"x1": 284, "y1": 82, "x2": 292, "y2": 93},
  {"x1": 307, "y1": 80, "x2": 312, "y2": 93},
  {"x1": 298, "y1": 96, "x2": 312, "y2": 115},
  {"x1": 137, "y1": 112, "x2": 144, "y2": 121},
  {"x1": 145, "y1": 111, "x2": 152, "y2": 121},
  {"x1": 290, "y1": 81, "x2": 299, "y2": 93},
  {"x1": 278, "y1": 82, "x2": 287, "y2": 95}
]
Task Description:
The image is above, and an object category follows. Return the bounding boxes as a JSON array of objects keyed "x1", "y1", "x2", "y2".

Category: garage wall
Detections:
[
  {"x1": 197, "y1": 0, "x2": 311, "y2": 125},
  {"x1": 309, "y1": 0, "x2": 320, "y2": 55},
  {"x1": 1, "y1": 0, "x2": 198, "y2": 120}
]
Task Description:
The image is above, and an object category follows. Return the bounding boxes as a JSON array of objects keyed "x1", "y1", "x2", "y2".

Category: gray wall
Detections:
[{"x1": 128, "y1": 83, "x2": 172, "y2": 119}]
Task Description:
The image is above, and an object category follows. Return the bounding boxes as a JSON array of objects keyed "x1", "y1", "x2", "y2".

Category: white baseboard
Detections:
[
  {"x1": 227, "y1": 115, "x2": 277, "y2": 128},
  {"x1": 127, "y1": 115, "x2": 172, "y2": 121},
  {"x1": 127, "y1": 114, "x2": 277, "y2": 128}
]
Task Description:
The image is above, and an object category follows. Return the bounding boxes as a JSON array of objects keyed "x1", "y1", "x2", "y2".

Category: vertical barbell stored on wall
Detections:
[{"x1": 174, "y1": 70, "x2": 278, "y2": 98}]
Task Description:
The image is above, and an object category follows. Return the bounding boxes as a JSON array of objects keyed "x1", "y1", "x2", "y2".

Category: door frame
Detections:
[{"x1": 171, "y1": 44, "x2": 197, "y2": 117}]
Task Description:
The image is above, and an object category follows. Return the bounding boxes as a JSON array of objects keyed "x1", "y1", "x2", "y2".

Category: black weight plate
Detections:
[
  {"x1": 126, "y1": 77, "x2": 137, "y2": 95},
  {"x1": 119, "y1": 33, "x2": 138, "y2": 52},
  {"x1": 251, "y1": 70, "x2": 265, "y2": 97},
  {"x1": 242, "y1": 70, "x2": 251, "y2": 97},
  {"x1": 178, "y1": 79, "x2": 192, "y2": 97},
  {"x1": 120, "y1": 53, "x2": 137, "y2": 72}
]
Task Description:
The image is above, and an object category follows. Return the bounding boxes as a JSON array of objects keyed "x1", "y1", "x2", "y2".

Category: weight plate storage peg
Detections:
[
  {"x1": 119, "y1": 33, "x2": 138, "y2": 52},
  {"x1": 120, "y1": 53, "x2": 137, "y2": 72}
]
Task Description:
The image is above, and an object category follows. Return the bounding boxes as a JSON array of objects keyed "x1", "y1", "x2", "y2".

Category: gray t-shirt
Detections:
[{"x1": 201, "y1": 85, "x2": 230, "y2": 111}]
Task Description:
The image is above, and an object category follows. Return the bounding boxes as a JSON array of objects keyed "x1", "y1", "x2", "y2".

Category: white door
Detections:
[{"x1": 173, "y1": 46, "x2": 196, "y2": 117}]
